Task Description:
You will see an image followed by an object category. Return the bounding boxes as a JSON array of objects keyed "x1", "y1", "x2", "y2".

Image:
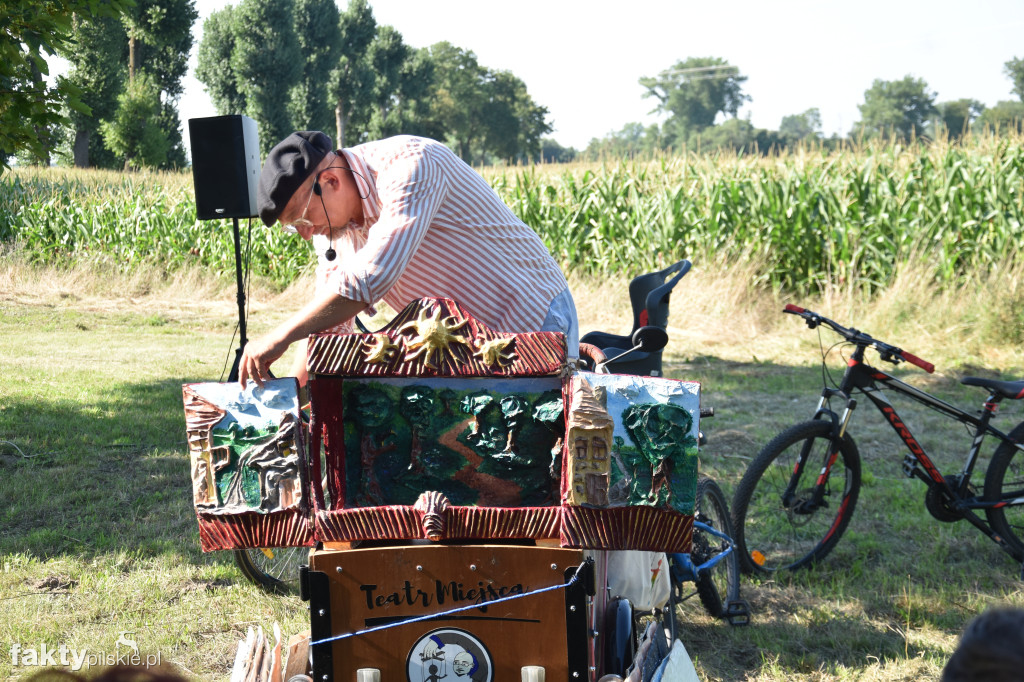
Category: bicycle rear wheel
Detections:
[
  {"x1": 234, "y1": 547, "x2": 308, "y2": 593},
  {"x1": 691, "y1": 477, "x2": 740, "y2": 618},
  {"x1": 983, "y1": 421, "x2": 1024, "y2": 561},
  {"x1": 732, "y1": 420, "x2": 861, "y2": 574}
]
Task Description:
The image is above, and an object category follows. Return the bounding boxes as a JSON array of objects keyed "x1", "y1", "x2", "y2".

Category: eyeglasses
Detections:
[{"x1": 281, "y1": 177, "x2": 319, "y2": 234}]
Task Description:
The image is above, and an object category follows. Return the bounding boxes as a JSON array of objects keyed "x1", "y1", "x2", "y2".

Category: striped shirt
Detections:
[{"x1": 313, "y1": 136, "x2": 568, "y2": 334}]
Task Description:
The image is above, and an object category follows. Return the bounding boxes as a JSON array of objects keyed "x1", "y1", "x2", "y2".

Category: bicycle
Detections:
[{"x1": 731, "y1": 304, "x2": 1024, "y2": 574}]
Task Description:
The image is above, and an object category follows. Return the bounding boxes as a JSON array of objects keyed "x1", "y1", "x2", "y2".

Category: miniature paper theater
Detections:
[{"x1": 183, "y1": 298, "x2": 701, "y2": 553}]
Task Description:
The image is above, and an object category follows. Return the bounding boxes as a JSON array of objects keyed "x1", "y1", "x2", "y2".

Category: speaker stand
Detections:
[{"x1": 227, "y1": 217, "x2": 247, "y2": 382}]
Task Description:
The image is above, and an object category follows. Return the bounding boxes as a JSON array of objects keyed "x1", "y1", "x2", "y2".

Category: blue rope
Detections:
[{"x1": 309, "y1": 568, "x2": 581, "y2": 647}]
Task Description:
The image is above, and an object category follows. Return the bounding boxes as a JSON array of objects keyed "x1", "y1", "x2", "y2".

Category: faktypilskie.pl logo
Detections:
[{"x1": 9, "y1": 632, "x2": 162, "y2": 672}]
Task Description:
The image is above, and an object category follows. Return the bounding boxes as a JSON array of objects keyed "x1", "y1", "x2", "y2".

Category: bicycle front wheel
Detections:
[
  {"x1": 984, "y1": 421, "x2": 1024, "y2": 561},
  {"x1": 732, "y1": 420, "x2": 861, "y2": 574},
  {"x1": 692, "y1": 477, "x2": 741, "y2": 618}
]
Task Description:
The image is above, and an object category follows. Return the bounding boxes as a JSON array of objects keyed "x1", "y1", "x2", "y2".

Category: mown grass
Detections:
[{"x1": 1, "y1": 254, "x2": 1023, "y2": 680}]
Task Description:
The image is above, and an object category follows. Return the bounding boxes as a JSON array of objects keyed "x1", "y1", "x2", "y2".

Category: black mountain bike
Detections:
[{"x1": 731, "y1": 305, "x2": 1024, "y2": 574}]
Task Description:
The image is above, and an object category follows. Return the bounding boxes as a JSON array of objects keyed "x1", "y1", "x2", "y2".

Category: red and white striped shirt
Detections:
[{"x1": 314, "y1": 136, "x2": 568, "y2": 333}]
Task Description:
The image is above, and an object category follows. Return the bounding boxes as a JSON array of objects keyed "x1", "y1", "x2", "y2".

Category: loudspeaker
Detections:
[{"x1": 188, "y1": 115, "x2": 261, "y2": 221}]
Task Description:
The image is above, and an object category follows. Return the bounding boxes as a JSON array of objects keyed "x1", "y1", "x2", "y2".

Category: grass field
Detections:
[{"x1": 2, "y1": 256, "x2": 1023, "y2": 681}]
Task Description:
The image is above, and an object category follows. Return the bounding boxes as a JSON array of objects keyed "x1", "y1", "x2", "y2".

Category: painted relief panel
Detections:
[
  {"x1": 183, "y1": 379, "x2": 304, "y2": 515},
  {"x1": 339, "y1": 377, "x2": 564, "y2": 508},
  {"x1": 564, "y1": 372, "x2": 700, "y2": 514}
]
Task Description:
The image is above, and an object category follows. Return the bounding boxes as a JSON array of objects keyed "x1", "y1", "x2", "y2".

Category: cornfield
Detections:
[{"x1": 2, "y1": 135, "x2": 1022, "y2": 293}]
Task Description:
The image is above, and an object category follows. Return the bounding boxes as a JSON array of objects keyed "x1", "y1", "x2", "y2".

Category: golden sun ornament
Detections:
[
  {"x1": 398, "y1": 306, "x2": 469, "y2": 369},
  {"x1": 474, "y1": 337, "x2": 516, "y2": 368},
  {"x1": 362, "y1": 333, "x2": 401, "y2": 364}
]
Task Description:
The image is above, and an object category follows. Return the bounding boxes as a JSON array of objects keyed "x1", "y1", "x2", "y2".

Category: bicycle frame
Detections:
[{"x1": 802, "y1": 341, "x2": 1024, "y2": 557}]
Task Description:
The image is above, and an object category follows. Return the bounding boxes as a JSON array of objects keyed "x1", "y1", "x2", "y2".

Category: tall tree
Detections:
[
  {"x1": 425, "y1": 42, "x2": 487, "y2": 161},
  {"x1": 99, "y1": 72, "x2": 169, "y2": 169},
  {"x1": 64, "y1": 13, "x2": 125, "y2": 168},
  {"x1": 231, "y1": 0, "x2": 301, "y2": 155},
  {"x1": 935, "y1": 99, "x2": 985, "y2": 140},
  {"x1": 779, "y1": 108, "x2": 822, "y2": 143},
  {"x1": 483, "y1": 70, "x2": 551, "y2": 161},
  {"x1": 639, "y1": 57, "x2": 749, "y2": 147},
  {"x1": 290, "y1": 0, "x2": 341, "y2": 133},
  {"x1": 129, "y1": 0, "x2": 197, "y2": 167},
  {"x1": 1, "y1": 0, "x2": 132, "y2": 168},
  {"x1": 1005, "y1": 57, "x2": 1024, "y2": 102},
  {"x1": 195, "y1": 6, "x2": 245, "y2": 115},
  {"x1": 977, "y1": 100, "x2": 1024, "y2": 134},
  {"x1": 854, "y1": 75, "x2": 937, "y2": 141},
  {"x1": 328, "y1": 0, "x2": 376, "y2": 146}
]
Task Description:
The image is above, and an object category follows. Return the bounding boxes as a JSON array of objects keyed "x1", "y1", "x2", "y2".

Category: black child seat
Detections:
[{"x1": 580, "y1": 259, "x2": 691, "y2": 376}]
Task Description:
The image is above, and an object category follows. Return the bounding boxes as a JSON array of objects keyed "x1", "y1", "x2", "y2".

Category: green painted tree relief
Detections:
[
  {"x1": 615, "y1": 403, "x2": 699, "y2": 514},
  {"x1": 210, "y1": 415, "x2": 301, "y2": 512},
  {"x1": 341, "y1": 380, "x2": 564, "y2": 507}
]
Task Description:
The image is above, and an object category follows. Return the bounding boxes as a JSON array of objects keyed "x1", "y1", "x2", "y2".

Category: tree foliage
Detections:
[
  {"x1": 231, "y1": 0, "x2": 301, "y2": 156},
  {"x1": 194, "y1": 1, "x2": 550, "y2": 162},
  {"x1": 1, "y1": 0, "x2": 132, "y2": 168},
  {"x1": 640, "y1": 57, "x2": 749, "y2": 147},
  {"x1": 779, "y1": 108, "x2": 822, "y2": 144},
  {"x1": 99, "y1": 72, "x2": 170, "y2": 169},
  {"x1": 329, "y1": 0, "x2": 376, "y2": 146},
  {"x1": 64, "y1": 13, "x2": 126, "y2": 168},
  {"x1": 1005, "y1": 57, "x2": 1024, "y2": 102},
  {"x1": 290, "y1": 0, "x2": 340, "y2": 134},
  {"x1": 854, "y1": 76, "x2": 937, "y2": 141},
  {"x1": 935, "y1": 99, "x2": 985, "y2": 140},
  {"x1": 977, "y1": 100, "x2": 1024, "y2": 135}
]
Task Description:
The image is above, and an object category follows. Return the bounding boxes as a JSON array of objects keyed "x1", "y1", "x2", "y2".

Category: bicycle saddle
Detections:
[{"x1": 961, "y1": 377, "x2": 1024, "y2": 400}]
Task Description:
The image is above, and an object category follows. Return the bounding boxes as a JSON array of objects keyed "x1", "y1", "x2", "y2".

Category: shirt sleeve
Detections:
[{"x1": 329, "y1": 148, "x2": 447, "y2": 305}]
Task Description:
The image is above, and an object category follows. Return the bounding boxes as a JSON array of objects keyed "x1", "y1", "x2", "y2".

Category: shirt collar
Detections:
[{"x1": 338, "y1": 148, "x2": 380, "y2": 228}]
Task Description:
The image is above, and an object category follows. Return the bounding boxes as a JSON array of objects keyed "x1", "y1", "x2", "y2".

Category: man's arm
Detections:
[{"x1": 239, "y1": 291, "x2": 366, "y2": 388}]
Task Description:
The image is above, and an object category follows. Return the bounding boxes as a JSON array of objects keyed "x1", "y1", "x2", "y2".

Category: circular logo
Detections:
[{"x1": 406, "y1": 628, "x2": 493, "y2": 682}]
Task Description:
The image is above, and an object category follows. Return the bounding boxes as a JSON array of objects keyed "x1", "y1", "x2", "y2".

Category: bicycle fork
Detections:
[{"x1": 782, "y1": 390, "x2": 857, "y2": 514}]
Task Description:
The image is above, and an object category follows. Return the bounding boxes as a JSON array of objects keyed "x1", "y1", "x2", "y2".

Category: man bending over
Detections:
[{"x1": 239, "y1": 131, "x2": 577, "y2": 387}]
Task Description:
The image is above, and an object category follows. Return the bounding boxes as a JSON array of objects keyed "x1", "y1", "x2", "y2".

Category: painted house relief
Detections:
[
  {"x1": 564, "y1": 373, "x2": 701, "y2": 515},
  {"x1": 183, "y1": 379, "x2": 304, "y2": 515},
  {"x1": 564, "y1": 377, "x2": 614, "y2": 506}
]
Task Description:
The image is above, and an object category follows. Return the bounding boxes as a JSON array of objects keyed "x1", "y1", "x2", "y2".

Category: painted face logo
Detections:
[{"x1": 407, "y1": 628, "x2": 493, "y2": 682}]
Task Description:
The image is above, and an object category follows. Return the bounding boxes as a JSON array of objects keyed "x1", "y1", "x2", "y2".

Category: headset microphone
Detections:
[{"x1": 313, "y1": 157, "x2": 366, "y2": 262}]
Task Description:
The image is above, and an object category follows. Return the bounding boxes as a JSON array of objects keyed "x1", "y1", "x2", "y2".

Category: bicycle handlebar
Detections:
[{"x1": 783, "y1": 304, "x2": 935, "y2": 374}]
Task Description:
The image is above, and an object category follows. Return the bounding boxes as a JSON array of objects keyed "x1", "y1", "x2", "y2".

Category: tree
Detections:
[
  {"x1": 426, "y1": 42, "x2": 487, "y2": 161},
  {"x1": 64, "y1": 13, "x2": 125, "y2": 168},
  {"x1": 115, "y1": 0, "x2": 196, "y2": 168},
  {"x1": 779, "y1": 108, "x2": 822, "y2": 144},
  {"x1": 425, "y1": 42, "x2": 551, "y2": 164},
  {"x1": 935, "y1": 99, "x2": 985, "y2": 140},
  {"x1": 99, "y1": 73, "x2": 170, "y2": 169},
  {"x1": 231, "y1": 0, "x2": 302, "y2": 156},
  {"x1": 854, "y1": 75, "x2": 937, "y2": 141},
  {"x1": 290, "y1": 0, "x2": 340, "y2": 133},
  {"x1": 1005, "y1": 57, "x2": 1024, "y2": 102},
  {"x1": 639, "y1": 57, "x2": 749, "y2": 147},
  {"x1": 195, "y1": 6, "x2": 245, "y2": 115},
  {"x1": 1, "y1": 0, "x2": 132, "y2": 168},
  {"x1": 977, "y1": 100, "x2": 1024, "y2": 135},
  {"x1": 328, "y1": 0, "x2": 376, "y2": 146}
]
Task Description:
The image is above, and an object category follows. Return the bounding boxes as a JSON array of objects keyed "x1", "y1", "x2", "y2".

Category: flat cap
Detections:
[{"x1": 257, "y1": 130, "x2": 333, "y2": 226}]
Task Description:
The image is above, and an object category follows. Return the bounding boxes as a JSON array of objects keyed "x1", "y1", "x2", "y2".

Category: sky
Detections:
[{"x1": 174, "y1": 0, "x2": 1024, "y2": 154}]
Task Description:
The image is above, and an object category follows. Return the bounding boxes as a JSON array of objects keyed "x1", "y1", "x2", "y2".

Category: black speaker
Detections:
[{"x1": 188, "y1": 115, "x2": 261, "y2": 221}]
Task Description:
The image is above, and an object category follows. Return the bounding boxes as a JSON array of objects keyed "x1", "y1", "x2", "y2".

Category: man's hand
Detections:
[
  {"x1": 239, "y1": 333, "x2": 290, "y2": 388},
  {"x1": 236, "y1": 291, "x2": 367, "y2": 389}
]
